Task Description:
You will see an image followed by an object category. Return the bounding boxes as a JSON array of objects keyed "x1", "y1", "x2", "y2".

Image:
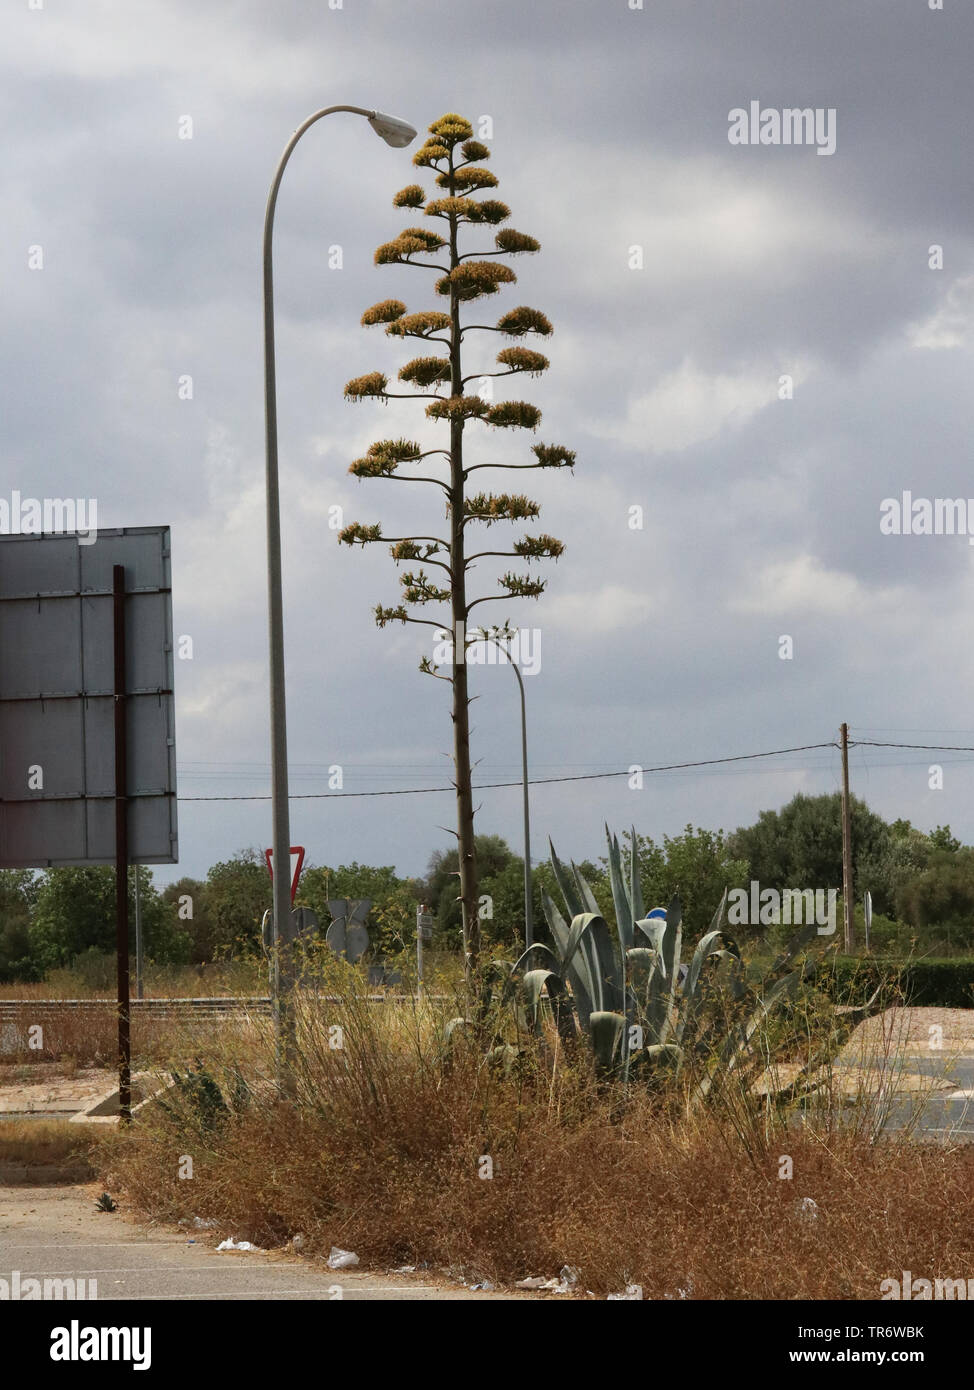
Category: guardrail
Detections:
[
  {"x1": 0, "y1": 997, "x2": 273, "y2": 1023},
  {"x1": 0, "y1": 994, "x2": 445, "y2": 1024}
]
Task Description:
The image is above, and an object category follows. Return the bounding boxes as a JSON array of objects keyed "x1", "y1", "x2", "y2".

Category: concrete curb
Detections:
[{"x1": 0, "y1": 1163, "x2": 93, "y2": 1184}]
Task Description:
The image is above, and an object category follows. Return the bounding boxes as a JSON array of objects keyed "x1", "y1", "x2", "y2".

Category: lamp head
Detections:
[{"x1": 368, "y1": 111, "x2": 417, "y2": 148}]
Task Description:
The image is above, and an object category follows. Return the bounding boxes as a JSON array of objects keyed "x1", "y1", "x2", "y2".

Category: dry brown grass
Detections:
[
  {"x1": 0, "y1": 1004, "x2": 271, "y2": 1067},
  {"x1": 0, "y1": 959, "x2": 263, "y2": 1000},
  {"x1": 97, "y1": 969, "x2": 974, "y2": 1298},
  {"x1": 0, "y1": 1118, "x2": 100, "y2": 1171}
]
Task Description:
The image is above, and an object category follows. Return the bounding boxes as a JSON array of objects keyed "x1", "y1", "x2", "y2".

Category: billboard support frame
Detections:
[{"x1": 113, "y1": 564, "x2": 131, "y2": 1124}]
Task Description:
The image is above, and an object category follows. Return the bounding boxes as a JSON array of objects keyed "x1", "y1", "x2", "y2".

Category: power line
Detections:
[
  {"x1": 852, "y1": 740, "x2": 974, "y2": 754},
  {"x1": 177, "y1": 740, "x2": 839, "y2": 801}
]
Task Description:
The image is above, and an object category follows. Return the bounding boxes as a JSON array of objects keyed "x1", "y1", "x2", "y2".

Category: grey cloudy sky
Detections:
[{"x1": 4, "y1": 0, "x2": 974, "y2": 884}]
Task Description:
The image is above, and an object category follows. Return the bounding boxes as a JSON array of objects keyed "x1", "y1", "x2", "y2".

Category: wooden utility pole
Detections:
[{"x1": 840, "y1": 722, "x2": 855, "y2": 953}]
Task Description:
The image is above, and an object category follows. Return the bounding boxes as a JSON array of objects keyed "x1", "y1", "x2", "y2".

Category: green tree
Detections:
[
  {"x1": 160, "y1": 877, "x2": 212, "y2": 964},
  {"x1": 929, "y1": 824, "x2": 963, "y2": 854},
  {"x1": 0, "y1": 869, "x2": 41, "y2": 982},
  {"x1": 203, "y1": 851, "x2": 271, "y2": 958},
  {"x1": 728, "y1": 793, "x2": 891, "y2": 905},
  {"x1": 28, "y1": 867, "x2": 188, "y2": 975},
  {"x1": 425, "y1": 833, "x2": 515, "y2": 942},
  {"x1": 339, "y1": 112, "x2": 575, "y2": 979},
  {"x1": 856, "y1": 819, "x2": 934, "y2": 917},
  {"x1": 895, "y1": 848, "x2": 974, "y2": 948}
]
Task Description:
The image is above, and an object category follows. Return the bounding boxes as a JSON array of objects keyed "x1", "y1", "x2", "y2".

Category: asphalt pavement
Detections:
[{"x1": 0, "y1": 1185, "x2": 524, "y2": 1301}]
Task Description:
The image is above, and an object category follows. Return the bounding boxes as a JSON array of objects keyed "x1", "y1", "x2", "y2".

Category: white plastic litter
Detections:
[
  {"x1": 559, "y1": 1265, "x2": 580, "y2": 1288},
  {"x1": 799, "y1": 1197, "x2": 819, "y2": 1222},
  {"x1": 607, "y1": 1284, "x2": 643, "y2": 1301},
  {"x1": 392, "y1": 1265, "x2": 416, "y2": 1274},
  {"x1": 515, "y1": 1276, "x2": 546, "y2": 1289},
  {"x1": 217, "y1": 1238, "x2": 261, "y2": 1252},
  {"x1": 327, "y1": 1246, "x2": 360, "y2": 1269},
  {"x1": 291, "y1": 1234, "x2": 306, "y2": 1252}
]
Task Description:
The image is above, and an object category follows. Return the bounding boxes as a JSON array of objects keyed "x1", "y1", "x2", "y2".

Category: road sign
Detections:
[
  {"x1": 416, "y1": 903, "x2": 433, "y2": 984},
  {"x1": 0, "y1": 528, "x2": 177, "y2": 866},
  {"x1": 264, "y1": 845, "x2": 305, "y2": 904},
  {"x1": 326, "y1": 899, "x2": 371, "y2": 962}
]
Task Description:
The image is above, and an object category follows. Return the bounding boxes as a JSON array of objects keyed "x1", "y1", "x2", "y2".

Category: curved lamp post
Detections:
[
  {"x1": 483, "y1": 632, "x2": 534, "y2": 950},
  {"x1": 262, "y1": 106, "x2": 416, "y2": 1066}
]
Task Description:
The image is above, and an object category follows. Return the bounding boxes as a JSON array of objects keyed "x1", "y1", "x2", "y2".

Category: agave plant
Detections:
[{"x1": 511, "y1": 826, "x2": 820, "y2": 1104}]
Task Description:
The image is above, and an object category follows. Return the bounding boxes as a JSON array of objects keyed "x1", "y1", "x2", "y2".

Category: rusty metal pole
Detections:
[{"x1": 113, "y1": 564, "x2": 131, "y2": 1123}]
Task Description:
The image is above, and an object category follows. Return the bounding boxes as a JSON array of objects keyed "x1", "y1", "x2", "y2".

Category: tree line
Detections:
[{"x1": 1, "y1": 792, "x2": 971, "y2": 982}]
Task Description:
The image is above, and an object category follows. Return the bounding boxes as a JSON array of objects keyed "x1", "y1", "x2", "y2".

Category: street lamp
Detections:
[
  {"x1": 483, "y1": 632, "x2": 534, "y2": 950},
  {"x1": 262, "y1": 105, "x2": 416, "y2": 1067}
]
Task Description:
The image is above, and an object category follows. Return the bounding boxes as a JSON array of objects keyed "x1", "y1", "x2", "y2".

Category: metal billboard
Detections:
[{"x1": 0, "y1": 527, "x2": 177, "y2": 866}]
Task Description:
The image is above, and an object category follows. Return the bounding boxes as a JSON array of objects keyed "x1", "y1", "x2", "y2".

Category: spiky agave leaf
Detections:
[
  {"x1": 519, "y1": 969, "x2": 576, "y2": 1042},
  {"x1": 692, "y1": 971, "x2": 804, "y2": 1107},
  {"x1": 569, "y1": 861, "x2": 600, "y2": 916},
  {"x1": 512, "y1": 942, "x2": 561, "y2": 975},
  {"x1": 540, "y1": 888, "x2": 596, "y2": 1029},
  {"x1": 605, "y1": 825, "x2": 634, "y2": 954},
  {"x1": 590, "y1": 1011, "x2": 627, "y2": 1075},
  {"x1": 659, "y1": 895, "x2": 683, "y2": 1045},
  {"x1": 644, "y1": 900, "x2": 681, "y2": 1046},
  {"x1": 572, "y1": 914, "x2": 624, "y2": 1016},
  {"x1": 625, "y1": 945, "x2": 662, "y2": 1035},
  {"x1": 547, "y1": 839, "x2": 584, "y2": 918},
  {"x1": 634, "y1": 918, "x2": 666, "y2": 958}
]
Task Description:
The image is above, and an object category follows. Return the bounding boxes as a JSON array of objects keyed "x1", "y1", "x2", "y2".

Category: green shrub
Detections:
[{"x1": 817, "y1": 957, "x2": 974, "y2": 1008}]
